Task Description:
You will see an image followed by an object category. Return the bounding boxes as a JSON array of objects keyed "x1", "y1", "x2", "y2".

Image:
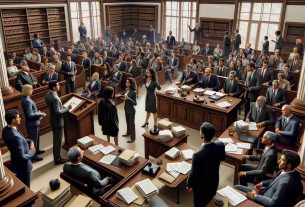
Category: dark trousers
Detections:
[
  {"x1": 239, "y1": 164, "x2": 257, "y2": 186},
  {"x1": 52, "y1": 126, "x2": 63, "y2": 162},
  {"x1": 193, "y1": 191, "x2": 214, "y2": 207},
  {"x1": 65, "y1": 79, "x2": 75, "y2": 94},
  {"x1": 26, "y1": 126, "x2": 40, "y2": 151},
  {"x1": 125, "y1": 112, "x2": 136, "y2": 140},
  {"x1": 165, "y1": 68, "x2": 172, "y2": 82},
  {"x1": 244, "y1": 97, "x2": 252, "y2": 120},
  {"x1": 17, "y1": 171, "x2": 31, "y2": 188},
  {"x1": 233, "y1": 44, "x2": 240, "y2": 53}
]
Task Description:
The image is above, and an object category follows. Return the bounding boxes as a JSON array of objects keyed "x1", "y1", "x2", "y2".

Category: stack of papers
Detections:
[
  {"x1": 100, "y1": 145, "x2": 115, "y2": 155},
  {"x1": 165, "y1": 87, "x2": 177, "y2": 94},
  {"x1": 165, "y1": 147, "x2": 180, "y2": 159},
  {"x1": 157, "y1": 119, "x2": 173, "y2": 130},
  {"x1": 236, "y1": 143, "x2": 251, "y2": 149},
  {"x1": 249, "y1": 122, "x2": 258, "y2": 130},
  {"x1": 204, "y1": 90, "x2": 216, "y2": 96},
  {"x1": 88, "y1": 144, "x2": 104, "y2": 155},
  {"x1": 234, "y1": 120, "x2": 249, "y2": 133},
  {"x1": 99, "y1": 154, "x2": 117, "y2": 165},
  {"x1": 116, "y1": 187, "x2": 138, "y2": 205},
  {"x1": 181, "y1": 149, "x2": 194, "y2": 160},
  {"x1": 135, "y1": 179, "x2": 159, "y2": 201},
  {"x1": 177, "y1": 161, "x2": 192, "y2": 174},
  {"x1": 158, "y1": 130, "x2": 173, "y2": 142},
  {"x1": 118, "y1": 150, "x2": 139, "y2": 166},
  {"x1": 225, "y1": 143, "x2": 246, "y2": 155},
  {"x1": 77, "y1": 136, "x2": 94, "y2": 149},
  {"x1": 180, "y1": 85, "x2": 191, "y2": 91},
  {"x1": 193, "y1": 88, "x2": 205, "y2": 93},
  {"x1": 217, "y1": 186, "x2": 247, "y2": 206},
  {"x1": 64, "y1": 195, "x2": 92, "y2": 207},
  {"x1": 216, "y1": 101, "x2": 232, "y2": 108},
  {"x1": 166, "y1": 161, "x2": 192, "y2": 176},
  {"x1": 218, "y1": 138, "x2": 233, "y2": 144},
  {"x1": 159, "y1": 172, "x2": 176, "y2": 183},
  {"x1": 171, "y1": 126, "x2": 186, "y2": 137}
]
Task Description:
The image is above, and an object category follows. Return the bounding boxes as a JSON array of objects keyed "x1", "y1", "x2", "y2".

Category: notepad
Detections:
[
  {"x1": 225, "y1": 144, "x2": 238, "y2": 152},
  {"x1": 159, "y1": 172, "x2": 176, "y2": 183},
  {"x1": 165, "y1": 147, "x2": 180, "y2": 159},
  {"x1": 136, "y1": 179, "x2": 158, "y2": 196},
  {"x1": 177, "y1": 161, "x2": 192, "y2": 175},
  {"x1": 168, "y1": 170, "x2": 180, "y2": 178},
  {"x1": 116, "y1": 187, "x2": 138, "y2": 205},
  {"x1": 88, "y1": 144, "x2": 104, "y2": 155},
  {"x1": 100, "y1": 145, "x2": 115, "y2": 155},
  {"x1": 204, "y1": 90, "x2": 216, "y2": 95},
  {"x1": 193, "y1": 88, "x2": 205, "y2": 93},
  {"x1": 227, "y1": 148, "x2": 243, "y2": 155},
  {"x1": 217, "y1": 186, "x2": 247, "y2": 206},
  {"x1": 237, "y1": 143, "x2": 251, "y2": 149},
  {"x1": 119, "y1": 149, "x2": 136, "y2": 161},
  {"x1": 166, "y1": 162, "x2": 181, "y2": 172},
  {"x1": 181, "y1": 149, "x2": 194, "y2": 160},
  {"x1": 216, "y1": 101, "x2": 232, "y2": 108},
  {"x1": 99, "y1": 154, "x2": 117, "y2": 165},
  {"x1": 219, "y1": 138, "x2": 234, "y2": 144},
  {"x1": 248, "y1": 122, "x2": 258, "y2": 130}
]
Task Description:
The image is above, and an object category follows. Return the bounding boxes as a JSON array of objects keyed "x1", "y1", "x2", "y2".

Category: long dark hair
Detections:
[
  {"x1": 127, "y1": 78, "x2": 135, "y2": 90},
  {"x1": 148, "y1": 68, "x2": 157, "y2": 82}
]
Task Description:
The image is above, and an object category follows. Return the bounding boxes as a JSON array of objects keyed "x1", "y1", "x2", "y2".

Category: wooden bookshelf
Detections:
[
  {"x1": 283, "y1": 22, "x2": 305, "y2": 54},
  {"x1": 105, "y1": 5, "x2": 158, "y2": 35},
  {"x1": 0, "y1": 6, "x2": 68, "y2": 55}
]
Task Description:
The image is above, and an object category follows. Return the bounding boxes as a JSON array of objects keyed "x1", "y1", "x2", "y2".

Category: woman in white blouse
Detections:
[{"x1": 192, "y1": 40, "x2": 201, "y2": 55}]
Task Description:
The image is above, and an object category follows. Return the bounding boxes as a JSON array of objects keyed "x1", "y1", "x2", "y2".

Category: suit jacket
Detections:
[
  {"x1": 247, "y1": 103, "x2": 274, "y2": 125},
  {"x1": 233, "y1": 33, "x2": 241, "y2": 46},
  {"x1": 213, "y1": 66, "x2": 229, "y2": 77},
  {"x1": 200, "y1": 48, "x2": 214, "y2": 56},
  {"x1": 167, "y1": 57, "x2": 179, "y2": 71},
  {"x1": 179, "y1": 70, "x2": 198, "y2": 85},
  {"x1": 255, "y1": 170, "x2": 303, "y2": 207},
  {"x1": 15, "y1": 72, "x2": 39, "y2": 92},
  {"x1": 187, "y1": 141, "x2": 225, "y2": 207},
  {"x1": 244, "y1": 71, "x2": 262, "y2": 101},
  {"x1": 2, "y1": 126, "x2": 35, "y2": 174},
  {"x1": 43, "y1": 72, "x2": 58, "y2": 83},
  {"x1": 85, "y1": 80, "x2": 101, "y2": 96},
  {"x1": 289, "y1": 59, "x2": 302, "y2": 72},
  {"x1": 284, "y1": 72, "x2": 295, "y2": 86},
  {"x1": 223, "y1": 35, "x2": 231, "y2": 50},
  {"x1": 115, "y1": 61, "x2": 127, "y2": 72},
  {"x1": 41, "y1": 50, "x2": 51, "y2": 58},
  {"x1": 111, "y1": 71, "x2": 123, "y2": 84},
  {"x1": 257, "y1": 68, "x2": 273, "y2": 85},
  {"x1": 166, "y1": 35, "x2": 176, "y2": 49},
  {"x1": 82, "y1": 58, "x2": 91, "y2": 70},
  {"x1": 266, "y1": 87, "x2": 286, "y2": 106},
  {"x1": 275, "y1": 115, "x2": 299, "y2": 145},
  {"x1": 268, "y1": 55, "x2": 280, "y2": 69},
  {"x1": 189, "y1": 26, "x2": 202, "y2": 41},
  {"x1": 45, "y1": 91, "x2": 69, "y2": 128},
  {"x1": 21, "y1": 96, "x2": 43, "y2": 128},
  {"x1": 61, "y1": 61, "x2": 77, "y2": 81},
  {"x1": 245, "y1": 48, "x2": 253, "y2": 56},
  {"x1": 124, "y1": 89, "x2": 137, "y2": 114},
  {"x1": 197, "y1": 74, "x2": 221, "y2": 91},
  {"x1": 274, "y1": 35, "x2": 284, "y2": 50},
  {"x1": 222, "y1": 78, "x2": 240, "y2": 97},
  {"x1": 262, "y1": 40, "x2": 269, "y2": 54},
  {"x1": 128, "y1": 66, "x2": 141, "y2": 78}
]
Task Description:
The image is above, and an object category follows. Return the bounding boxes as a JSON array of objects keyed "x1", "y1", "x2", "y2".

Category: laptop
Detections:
[{"x1": 238, "y1": 134, "x2": 256, "y2": 144}]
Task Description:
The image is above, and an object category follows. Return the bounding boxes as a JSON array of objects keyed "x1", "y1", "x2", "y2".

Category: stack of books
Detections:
[
  {"x1": 77, "y1": 136, "x2": 94, "y2": 149},
  {"x1": 171, "y1": 126, "x2": 186, "y2": 137},
  {"x1": 165, "y1": 147, "x2": 180, "y2": 159},
  {"x1": 118, "y1": 149, "x2": 139, "y2": 166},
  {"x1": 88, "y1": 144, "x2": 104, "y2": 155},
  {"x1": 40, "y1": 178, "x2": 71, "y2": 207},
  {"x1": 158, "y1": 130, "x2": 173, "y2": 142},
  {"x1": 157, "y1": 119, "x2": 172, "y2": 130},
  {"x1": 64, "y1": 195, "x2": 92, "y2": 207},
  {"x1": 181, "y1": 149, "x2": 194, "y2": 160},
  {"x1": 116, "y1": 187, "x2": 138, "y2": 205},
  {"x1": 135, "y1": 179, "x2": 159, "y2": 201}
]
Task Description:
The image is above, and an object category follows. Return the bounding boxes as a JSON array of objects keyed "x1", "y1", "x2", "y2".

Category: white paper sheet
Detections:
[
  {"x1": 204, "y1": 90, "x2": 216, "y2": 96},
  {"x1": 88, "y1": 144, "x2": 104, "y2": 154},
  {"x1": 217, "y1": 186, "x2": 247, "y2": 206},
  {"x1": 117, "y1": 187, "x2": 138, "y2": 204},
  {"x1": 227, "y1": 148, "x2": 243, "y2": 155},
  {"x1": 100, "y1": 145, "x2": 116, "y2": 155},
  {"x1": 181, "y1": 149, "x2": 194, "y2": 160},
  {"x1": 218, "y1": 138, "x2": 234, "y2": 144},
  {"x1": 237, "y1": 143, "x2": 251, "y2": 149},
  {"x1": 176, "y1": 161, "x2": 192, "y2": 175},
  {"x1": 216, "y1": 101, "x2": 232, "y2": 108},
  {"x1": 99, "y1": 154, "x2": 117, "y2": 165},
  {"x1": 248, "y1": 122, "x2": 258, "y2": 130},
  {"x1": 225, "y1": 144, "x2": 238, "y2": 152},
  {"x1": 193, "y1": 88, "x2": 205, "y2": 93},
  {"x1": 166, "y1": 162, "x2": 181, "y2": 172}
]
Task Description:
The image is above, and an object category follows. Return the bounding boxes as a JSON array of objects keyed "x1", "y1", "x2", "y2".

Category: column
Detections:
[
  {"x1": 0, "y1": 89, "x2": 6, "y2": 147},
  {"x1": 0, "y1": 33, "x2": 13, "y2": 95}
]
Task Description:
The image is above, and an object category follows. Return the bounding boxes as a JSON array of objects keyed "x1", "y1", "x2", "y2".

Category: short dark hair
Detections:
[
  {"x1": 219, "y1": 58, "x2": 224, "y2": 62},
  {"x1": 283, "y1": 149, "x2": 300, "y2": 169},
  {"x1": 5, "y1": 109, "x2": 19, "y2": 125},
  {"x1": 263, "y1": 60, "x2": 268, "y2": 65},
  {"x1": 200, "y1": 122, "x2": 215, "y2": 141},
  {"x1": 48, "y1": 80, "x2": 58, "y2": 90},
  {"x1": 264, "y1": 36, "x2": 268, "y2": 40},
  {"x1": 103, "y1": 86, "x2": 114, "y2": 100},
  {"x1": 235, "y1": 29, "x2": 239, "y2": 33},
  {"x1": 33, "y1": 33, "x2": 38, "y2": 39},
  {"x1": 148, "y1": 68, "x2": 157, "y2": 82},
  {"x1": 249, "y1": 63, "x2": 256, "y2": 69}
]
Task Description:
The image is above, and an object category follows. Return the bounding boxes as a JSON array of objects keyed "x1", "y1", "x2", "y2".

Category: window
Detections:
[
  {"x1": 69, "y1": 1, "x2": 101, "y2": 42},
  {"x1": 165, "y1": 1, "x2": 197, "y2": 43},
  {"x1": 237, "y1": 2, "x2": 282, "y2": 50}
]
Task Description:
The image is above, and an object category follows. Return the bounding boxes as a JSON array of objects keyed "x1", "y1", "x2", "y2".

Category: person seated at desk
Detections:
[
  {"x1": 53, "y1": 55, "x2": 62, "y2": 71},
  {"x1": 277, "y1": 72, "x2": 291, "y2": 90},
  {"x1": 82, "y1": 72, "x2": 101, "y2": 99},
  {"x1": 114, "y1": 55, "x2": 127, "y2": 72},
  {"x1": 15, "y1": 66, "x2": 39, "y2": 92},
  {"x1": 246, "y1": 96, "x2": 274, "y2": 127},
  {"x1": 213, "y1": 58, "x2": 229, "y2": 77},
  {"x1": 30, "y1": 48, "x2": 41, "y2": 63},
  {"x1": 42, "y1": 65, "x2": 58, "y2": 85},
  {"x1": 103, "y1": 51, "x2": 112, "y2": 67},
  {"x1": 165, "y1": 50, "x2": 179, "y2": 83},
  {"x1": 235, "y1": 150, "x2": 303, "y2": 207},
  {"x1": 176, "y1": 64, "x2": 198, "y2": 86},
  {"x1": 275, "y1": 104, "x2": 300, "y2": 146},
  {"x1": 23, "y1": 48, "x2": 32, "y2": 61},
  {"x1": 92, "y1": 52, "x2": 103, "y2": 66},
  {"x1": 41, "y1": 46, "x2": 51, "y2": 58},
  {"x1": 40, "y1": 56, "x2": 52, "y2": 71},
  {"x1": 109, "y1": 64, "x2": 123, "y2": 88},
  {"x1": 266, "y1": 80, "x2": 286, "y2": 107},
  {"x1": 192, "y1": 40, "x2": 200, "y2": 55},
  {"x1": 221, "y1": 71, "x2": 240, "y2": 97},
  {"x1": 196, "y1": 67, "x2": 221, "y2": 91},
  {"x1": 101, "y1": 63, "x2": 112, "y2": 81},
  {"x1": 64, "y1": 146, "x2": 113, "y2": 196},
  {"x1": 127, "y1": 59, "x2": 141, "y2": 78},
  {"x1": 289, "y1": 53, "x2": 302, "y2": 72},
  {"x1": 238, "y1": 131, "x2": 277, "y2": 186},
  {"x1": 268, "y1": 49, "x2": 281, "y2": 69},
  {"x1": 283, "y1": 64, "x2": 295, "y2": 86},
  {"x1": 196, "y1": 60, "x2": 205, "y2": 73},
  {"x1": 200, "y1": 43, "x2": 214, "y2": 56},
  {"x1": 7, "y1": 59, "x2": 20, "y2": 78},
  {"x1": 257, "y1": 60, "x2": 273, "y2": 85}
]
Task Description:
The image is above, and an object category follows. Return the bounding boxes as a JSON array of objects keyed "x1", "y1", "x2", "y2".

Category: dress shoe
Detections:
[
  {"x1": 122, "y1": 134, "x2": 130, "y2": 137},
  {"x1": 36, "y1": 150, "x2": 45, "y2": 155},
  {"x1": 32, "y1": 156, "x2": 43, "y2": 162},
  {"x1": 141, "y1": 122, "x2": 149, "y2": 128},
  {"x1": 54, "y1": 159, "x2": 68, "y2": 165},
  {"x1": 127, "y1": 140, "x2": 135, "y2": 143}
]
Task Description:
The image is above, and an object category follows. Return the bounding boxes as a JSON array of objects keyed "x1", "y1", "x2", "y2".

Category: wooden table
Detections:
[
  {"x1": 142, "y1": 130, "x2": 188, "y2": 159},
  {"x1": 156, "y1": 86, "x2": 242, "y2": 136},
  {"x1": 219, "y1": 125, "x2": 265, "y2": 185},
  {"x1": 207, "y1": 192, "x2": 263, "y2": 207}
]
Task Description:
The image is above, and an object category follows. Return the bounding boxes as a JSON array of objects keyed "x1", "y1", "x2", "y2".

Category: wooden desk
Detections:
[
  {"x1": 82, "y1": 135, "x2": 148, "y2": 180},
  {"x1": 157, "y1": 86, "x2": 242, "y2": 136},
  {"x1": 219, "y1": 125, "x2": 265, "y2": 185},
  {"x1": 142, "y1": 130, "x2": 188, "y2": 159},
  {"x1": 207, "y1": 192, "x2": 263, "y2": 207}
]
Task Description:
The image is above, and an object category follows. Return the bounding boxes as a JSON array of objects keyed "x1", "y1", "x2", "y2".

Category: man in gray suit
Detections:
[
  {"x1": 60, "y1": 55, "x2": 77, "y2": 94},
  {"x1": 221, "y1": 71, "x2": 240, "y2": 97},
  {"x1": 235, "y1": 150, "x2": 303, "y2": 207},
  {"x1": 246, "y1": 96, "x2": 274, "y2": 127},
  {"x1": 266, "y1": 80, "x2": 286, "y2": 107},
  {"x1": 275, "y1": 104, "x2": 300, "y2": 146},
  {"x1": 232, "y1": 29, "x2": 241, "y2": 52},
  {"x1": 45, "y1": 81, "x2": 71, "y2": 165},
  {"x1": 268, "y1": 49, "x2": 281, "y2": 69},
  {"x1": 238, "y1": 131, "x2": 277, "y2": 186},
  {"x1": 64, "y1": 146, "x2": 112, "y2": 196},
  {"x1": 272, "y1": 30, "x2": 284, "y2": 52}
]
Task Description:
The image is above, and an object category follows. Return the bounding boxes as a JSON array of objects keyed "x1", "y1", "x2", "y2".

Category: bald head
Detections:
[
  {"x1": 256, "y1": 96, "x2": 266, "y2": 107},
  {"x1": 205, "y1": 67, "x2": 212, "y2": 76},
  {"x1": 282, "y1": 104, "x2": 292, "y2": 117},
  {"x1": 67, "y1": 146, "x2": 83, "y2": 163}
]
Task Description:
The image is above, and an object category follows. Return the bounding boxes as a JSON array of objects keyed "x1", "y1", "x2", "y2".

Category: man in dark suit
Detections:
[
  {"x1": 223, "y1": 31, "x2": 231, "y2": 58},
  {"x1": 42, "y1": 65, "x2": 58, "y2": 85},
  {"x1": 61, "y1": 55, "x2": 77, "y2": 94},
  {"x1": 283, "y1": 64, "x2": 295, "y2": 86},
  {"x1": 45, "y1": 81, "x2": 71, "y2": 165},
  {"x1": 272, "y1": 30, "x2": 284, "y2": 52},
  {"x1": 197, "y1": 67, "x2": 221, "y2": 91},
  {"x1": 177, "y1": 64, "x2": 198, "y2": 86},
  {"x1": 166, "y1": 51, "x2": 179, "y2": 83},
  {"x1": 235, "y1": 150, "x2": 303, "y2": 207},
  {"x1": 166, "y1": 31, "x2": 176, "y2": 50},
  {"x1": 114, "y1": 56, "x2": 127, "y2": 72},
  {"x1": 187, "y1": 122, "x2": 225, "y2": 207},
  {"x1": 2, "y1": 109, "x2": 36, "y2": 187},
  {"x1": 268, "y1": 49, "x2": 281, "y2": 69},
  {"x1": 221, "y1": 71, "x2": 240, "y2": 97},
  {"x1": 15, "y1": 66, "x2": 39, "y2": 92},
  {"x1": 82, "y1": 52, "x2": 92, "y2": 79},
  {"x1": 275, "y1": 104, "x2": 300, "y2": 146},
  {"x1": 238, "y1": 131, "x2": 277, "y2": 186},
  {"x1": 245, "y1": 43, "x2": 253, "y2": 56},
  {"x1": 213, "y1": 59, "x2": 229, "y2": 77},
  {"x1": 289, "y1": 53, "x2": 302, "y2": 72},
  {"x1": 232, "y1": 29, "x2": 241, "y2": 52},
  {"x1": 188, "y1": 22, "x2": 203, "y2": 43},
  {"x1": 81, "y1": 72, "x2": 101, "y2": 99},
  {"x1": 64, "y1": 146, "x2": 112, "y2": 196},
  {"x1": 137, "y1": 52, "x2": 149, "y2": 69},
  {"x1": 8, "y1": 51, "x2": 21, "y2": 65},
  {"x1": 266, "y1": 80, "x2": 286, "y2": 107},
  {"x1": 244, "y1": 63, "x2": 262, "y2": 119},
  {"x1": 262, "y1": 36, "x2": 269, "y2": 55},
  {"x1": 200, "y1": 43, "x2": 214, "y2": 56},
  {"x1": 148, "y1": 25, "x2": 156, "y2": 44},
  {"x1": 41, "y1": 46, "x2": 51, "y2": 58},
  {"x1": 246, "y1": 96, "x2": 274, "y2": 127},
  {"x1": 257, "y1": 60, "x2": 273, "y2": 85}
]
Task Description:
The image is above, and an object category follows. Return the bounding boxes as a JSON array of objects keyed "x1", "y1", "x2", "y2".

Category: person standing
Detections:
[
  {"x1": 262, "y1": 36, "x2": 269, "y2": 55},
  {"x1": 166, "y1": 31, "x2": 176, "y2": 50},
  {"x1": 98, "y1": 86, "x2": 119, "y2": 146},
  {"x1": 188, "y1": 22, "x2": 202, "y2": 43},
  {"x1": 122, "y1": 78, "x2": 137, "y2": 143},
  {"x1": 105, "y1": 26, "x2": 111, "y2": 42},
  {"x1": 187, "y1": 122, "x2": 225, "y2": 207},
  {"x1": 45, "y1": 81, "x2": 71, "y2": 165},
  {"x1": 21, "y1": 84, "x2": 46, "y2": 162},
  {"x1": 148, "y1": 25, "x2": 156, "y2": 44},
  {"x1": 142, "y1": 69, "x2": 161, "y2": 128},
  {"x1": 79, "y1": 22, "x2": 87, "y2": 45},
  {"x1": 32, "y1": 33, "x2": 44, "y2": 54},
  {"x1": 2, "y1": 109, "x2": 36, "y2": 187},
  {"x1": 272, "y1": 30, "x2": 284, "y2": 52},
  {"x1": 61, "y1": 55, "x2": 77, "y2": 94},
  {"x1": 232, "y1": 29, "x2": 241, "y2": 52},
  {"x1": 223, "y1": 31, "x2": 231, "y2": 58}
]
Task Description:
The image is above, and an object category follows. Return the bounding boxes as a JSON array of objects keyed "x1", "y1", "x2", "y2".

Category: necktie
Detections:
[
  {"x1": 256, "y1": 108, "x2": 261, "y2": 122},
  {"x1": 262, "y1": 69, "x2": 265, "y2": 78},
  {"x1": 49, "y1": 73, "x2": 53, "y2": 80}
]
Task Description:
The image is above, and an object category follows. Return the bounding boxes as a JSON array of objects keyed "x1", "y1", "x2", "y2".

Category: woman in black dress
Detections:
[
  {"x1": 142, "y1": 68, "x2": 161, "y2": 128},
  {"x1": 98, "y1": 86, "x2": 119, "y2": 146}
]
